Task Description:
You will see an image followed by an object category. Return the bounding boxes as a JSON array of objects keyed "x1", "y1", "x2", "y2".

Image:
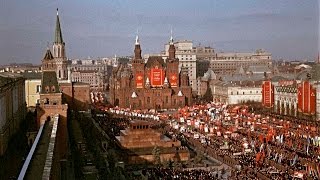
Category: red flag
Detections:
[
  {"x1": 256, "y1": 152, "x2": 261, "y2": 163},
  {"x1": 298, "y1": 84, "x2": 303, "y2": 112}
]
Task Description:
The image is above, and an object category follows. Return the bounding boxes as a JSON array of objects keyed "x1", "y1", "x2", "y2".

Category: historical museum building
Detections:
[{"x1": 109, "y1": 35, "x2": 192, "y2": 110}]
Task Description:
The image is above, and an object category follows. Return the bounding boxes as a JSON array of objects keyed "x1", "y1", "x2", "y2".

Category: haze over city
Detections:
[{"x1": 0, "y1": 0, "x2": 319, "y2": 65}]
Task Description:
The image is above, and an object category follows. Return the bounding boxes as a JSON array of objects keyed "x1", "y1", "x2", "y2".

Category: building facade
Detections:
[
  {"x1": 0, "y1": 73, "x2": 26, "y2": 155},
  {"x1": 71, "y1": 70, "x2": 104, "y2": 91},
  {"x1": 109, "y1": 35, "x2": 192, "y2": 110},
  {"x1": 273, "y1": 83, "x2": 297, "y2": 116},
  {"x1": 213, "y1": 81, "x2": 262, "y2": 105},
  {"x1": 25, "y1": 79, "x2": 41, "y2": 107},
  {"x1": 70, "y1": 60, "x2": 110, "y2": 91}
]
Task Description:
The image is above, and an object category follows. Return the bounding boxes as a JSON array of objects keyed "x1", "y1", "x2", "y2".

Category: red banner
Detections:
[
  {"x1": 297, "y1": 85, "x2": 303, "y2": 112},
  {"x1": 262, "y1": 84, "x2": 265, "y2": 105},
  {"x1": 262, "y1": 81, "x2": 273, "y2": 107},
  {"x1": 298, "y1": 81, "x2": 316, "y2": 114},
  {"x1": 303, "y1": 81, "x2": 309, "y2": 113},
  {"x1": 136, "y1": 73, "x2": 144, "y2": 88},
  {"x1": 150, "y1": 68, "x2": 163, "y2": 87},
  {"x1": 271, "y1": 84, "x2": 274, "y2": 106},
  {"x1": 169, "y1": 73, "x2": 178, "y2": 87}
]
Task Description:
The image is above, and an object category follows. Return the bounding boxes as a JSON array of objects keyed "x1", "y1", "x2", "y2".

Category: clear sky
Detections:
[{"x1": 0, "y1": 0, "x2": 319, "y2": 65}]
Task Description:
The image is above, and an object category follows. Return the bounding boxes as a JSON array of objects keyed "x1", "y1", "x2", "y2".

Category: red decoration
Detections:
[
  {"x1": 136, "y1": 73, "x2": 144, "y2": 88},
  {"x1": 298, "y1": 81, "x2": 316, "y2": 114},
  {"x1": 150, "y1": 67, "x2": 163, "y2": 87},
  {"x1": 262, "y1": 81, "x2": 274, "y2": 107},
  {"x1": 169, "y1": 73, "x2": 178, "y2": 87}
]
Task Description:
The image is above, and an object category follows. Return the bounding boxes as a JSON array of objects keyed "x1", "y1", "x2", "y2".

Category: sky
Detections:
[{"x1": 0, "y1": 0, "x2": 319, "y2": 65}]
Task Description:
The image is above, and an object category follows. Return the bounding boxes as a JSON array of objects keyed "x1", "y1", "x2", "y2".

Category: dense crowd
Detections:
[
  {"x1": 106, "y1": 101, "x2": 320, "y2": 179},
  {"x1": 143, "y1": 168, "x2": 222, "y2": 180}
]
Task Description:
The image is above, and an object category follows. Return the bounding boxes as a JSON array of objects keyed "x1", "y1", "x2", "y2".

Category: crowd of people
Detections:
[
  {"x1": 106, "y1": 101, "x2": 320, "y2": 179},
  {"x1": 142, "y1": 168, "x2": 221, "y2": 180}
]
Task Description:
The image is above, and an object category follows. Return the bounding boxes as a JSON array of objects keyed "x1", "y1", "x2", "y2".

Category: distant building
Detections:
[
  {"x1": 0, "y1": 64, "x2": 41, "y2": 74},
  {"x1": 70, "y1": 59, "x2": 112, "y2": 91},
  {"x1": 0, "y1": 72, "x2": 26, "y2": 155},
  {"x1": 72, "y1": 70, "x2": 104, "y2": 91},
  {"x1": 23, "y1": 72, "x2": 42, "y2": 108},
  {"x1": 109, "y1": 35, "x2": 192, "y2": 110},
  {"x1": 210, "y1": 49, "x2": 272, "y2": 74}
]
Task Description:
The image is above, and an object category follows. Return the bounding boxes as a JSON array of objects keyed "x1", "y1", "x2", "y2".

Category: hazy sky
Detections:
[{"x1": 0, "y1": 0, "x2": 319, "y2": 65}]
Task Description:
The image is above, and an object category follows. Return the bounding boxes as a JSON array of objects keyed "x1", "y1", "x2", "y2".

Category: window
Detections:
[
  {"x1": 166, "y1": 96, "x2": 168, "y2": 103},
  {"x1": 231, "y1": 92, "x2": 233, "y2": 95},
  {"x1": 174, "y1": 99, "x2": 176, "y2": 105},
  {"x1": 243, "y1": 92, "x2": 245, "y2": 95},
  {"x1": 36, "y1": 85, "x2": 41, "y2": 93},
  {"x1": 147, "y1": 97, "x2": 150, "y2": 104},
  {"x1": 44, "y1": 98, "x2": 49, "y2": 104}
]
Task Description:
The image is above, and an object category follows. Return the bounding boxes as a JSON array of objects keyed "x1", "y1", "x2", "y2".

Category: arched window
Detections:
[
  {"x1": 45, "y1": 86, "x2": 49, "y2": 93},
  {"x1": 59, "y1": 70, "x2": 61, "y2": 78},
  {"x1": 51, "y1": 86, "x2": 55, "y2": 92}
]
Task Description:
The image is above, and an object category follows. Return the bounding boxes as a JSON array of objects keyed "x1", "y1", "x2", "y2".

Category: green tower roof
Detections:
[{"x1": 54, "y1": 8, "x2": 63, "y2": 43}]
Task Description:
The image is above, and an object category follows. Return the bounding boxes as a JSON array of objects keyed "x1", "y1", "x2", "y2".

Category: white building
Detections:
[
  {"x1": 274, "y1": 85, "x2": 297, "y2": 116},
  {"x1": 212, "y1": 81, "x2": 262, "y2": 105}
]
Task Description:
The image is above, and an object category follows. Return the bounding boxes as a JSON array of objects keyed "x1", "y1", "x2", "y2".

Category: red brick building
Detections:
[{"x1": 109, "y1": 35, "x2": 192, "y2": 110}]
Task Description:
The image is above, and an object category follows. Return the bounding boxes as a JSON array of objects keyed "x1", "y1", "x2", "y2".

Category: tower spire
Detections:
[
  {"x1": 168, "y1": 27, "x2": 176, "y2": 59},
  {"x1": 135, "y1": 29, "x2": 140, "y2": 45},
  {"x1": 134, "y1": 31, "x2": 142, "y2": 60},
  {"x1": 170, "y1": 27, "x2": 174, "y2": 45},
  {"x1": 54, "y1": 8, "x2": 63, "y2": 44}
]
